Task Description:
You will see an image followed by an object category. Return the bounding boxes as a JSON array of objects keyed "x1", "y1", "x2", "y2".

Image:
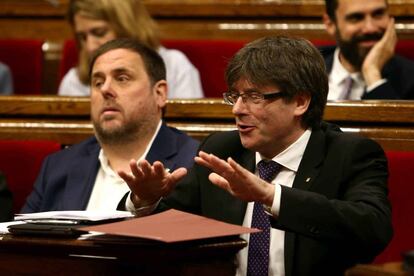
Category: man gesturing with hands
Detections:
[{"x1": 120, "y1": 36, "x2": 392, "y2": 276}]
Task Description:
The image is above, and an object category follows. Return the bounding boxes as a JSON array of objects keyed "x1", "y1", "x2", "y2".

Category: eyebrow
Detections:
[{"x1": 344, "y1": 7, "x2": 387, "y2": 21}]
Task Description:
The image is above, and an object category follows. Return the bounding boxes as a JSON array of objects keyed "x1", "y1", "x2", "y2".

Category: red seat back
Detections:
[
  {"x1": 374, "y1": 151, "x2": 414, "y2": 263},
  {"x1": 0, "y1": 140, "x2": 61, "y2": 214},
  {"x1": 0, "y1": 39, "x2": 44, "y2": 94},
  {"x1": 163, "y1": 39, "x2": 246, "y2": 97}
]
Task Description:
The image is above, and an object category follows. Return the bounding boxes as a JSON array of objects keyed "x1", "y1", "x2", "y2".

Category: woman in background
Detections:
[{"x1": 58, "y1": 0, "x2": 203, "y2": 98}]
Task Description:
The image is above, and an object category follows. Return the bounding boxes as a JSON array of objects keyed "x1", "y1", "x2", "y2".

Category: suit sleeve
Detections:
[{"x1": 273, "y1": 137, "x2": 392, "y2": 256}]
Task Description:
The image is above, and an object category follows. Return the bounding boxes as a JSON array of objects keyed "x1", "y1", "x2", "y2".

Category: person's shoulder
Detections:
[
  {"x1": 164, "y1": 125, "x2": 199, "y2": 147},
  {"x1": 46, "y1": 136, "x2": 100, "y2": 161},
  {"x1": 58, "y1": 67, "x2": 90, "y2": 96},
  {"x1": 158, "y1": 46, "x2": 194, "y2": 68},
  {"x1": 389, "y1": 54, "x2": 414, "y2": 69},
  {"x1": 0, "y1": 62, "x2": 11, "y2": 73},
  {"x1": 317, "y1": 45, "x2": 336, "y2": 58},
  {"x1": 320, "y1": 122, "x2": 383, "y2": 152}
]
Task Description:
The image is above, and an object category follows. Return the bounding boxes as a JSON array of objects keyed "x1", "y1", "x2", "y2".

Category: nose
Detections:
[
  {"x1": 232, "y1": 96, "x2": 247, "y2": 115},
  {"x1": 85, "y1": 35, "x2": 101, "y2": 55},
  {"x1": 361, "y1": 16, "x2": 380, "y2": 34},
  {"x1": 99, "y1": 78, "x2": 116, "y2": 98}
]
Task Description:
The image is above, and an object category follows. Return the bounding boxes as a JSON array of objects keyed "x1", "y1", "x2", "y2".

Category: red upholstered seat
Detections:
[
  {"x1": 0, "y1": 39, "x2": 44, "y2": 94},
  {"x1": 374, "y1": 151, "x2": 414, "y2": 263},
  {"x1": 59, "y1": 39, "x2": 246, "y2": 98},
  {"x1": 162, "y1": 39, "x2": 246, "y2": 97},
  {"x1": 0, "y1": 140, "x2": 61, "y2": 214}
]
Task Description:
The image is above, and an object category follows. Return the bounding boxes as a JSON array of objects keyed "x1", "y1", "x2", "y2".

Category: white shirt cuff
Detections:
[
  {"x1": 263, "y1": 184, "x2": 282, "y2": 217},
  {"x1": 125, "y1": 192, "x2": 161, "y2": 216},
  {"x1": 366, "y1": 79, "x2": 387, "y2": 92}
]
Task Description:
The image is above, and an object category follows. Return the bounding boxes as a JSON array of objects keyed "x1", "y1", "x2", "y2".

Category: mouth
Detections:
[
  {"x1": 236, "y1": 122, "x2": 255, "y2": 133},
  {"x1": 358, "y1": 40, "x2": 378, "y2": 48},
  {"x1": 101, "y1": 106, "x2": 120, "y2": 117}
]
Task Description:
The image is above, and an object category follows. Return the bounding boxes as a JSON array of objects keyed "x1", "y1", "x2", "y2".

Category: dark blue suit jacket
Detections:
[
  {"x1": 320, "y1": 45, "x2": 414, "y2": 99},
  {"x1": 21, "y1": 123, "x2": 199, "y2": 213}
]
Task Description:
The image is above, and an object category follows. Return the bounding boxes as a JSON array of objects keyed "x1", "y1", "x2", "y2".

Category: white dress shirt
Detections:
[
  {"x1": 236, "y1": 129, "x2": 311, "y2": 276},
  {"x1": 86, "y1": 121, "x2": 162, "y2": 211},
  {"x1": 328, "y1": 48, "x2": 386, "y2": 100}
]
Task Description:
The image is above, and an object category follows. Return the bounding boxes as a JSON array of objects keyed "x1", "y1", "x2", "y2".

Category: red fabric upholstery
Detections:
[
  {"x1": 0, "y1": 39, "x2": 43, "y2": 94},
  {"x1": 374, "y1": 151, "x2": 414, "y2": 263},
  {"x1": 162, "y1": 39, "x2": 246, "y2": 97},
  {"x1": 58, "y1": 39, "x2": 246, "y2": 98},
  {"x1": 0, "y1": 140, "x2": 61, "y2": 214}
]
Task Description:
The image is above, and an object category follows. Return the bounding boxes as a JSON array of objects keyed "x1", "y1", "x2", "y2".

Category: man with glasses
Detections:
[{"x1": 120, "y1": 36, "x2": 392, "y2": 275}]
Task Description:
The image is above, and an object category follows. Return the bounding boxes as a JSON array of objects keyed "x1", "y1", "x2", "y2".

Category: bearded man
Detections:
[
  {"x1": 322, "y1": 0, "x2": 414, "y2": 100},
  {"x1": 22, "y1": 38, "x2": 199, "y2": 213}
]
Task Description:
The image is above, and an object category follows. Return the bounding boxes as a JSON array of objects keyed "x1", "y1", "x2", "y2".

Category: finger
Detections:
[
  {"x1": 118, "y1": 170, "x2": 134, "y2": 182},
  {"x1": 169, "y1": 168, "x2": 188, "y2": 183},
  {"x1": 138, "y1": 159, "x2": 153, "y2": 175},
  {"x1": 153, "y1": 161, "x2": 167, "y2": 176},
  {"x1": 208, "y1": 172, "x2": 231, "y2": 191},
  {"x1": 129, "y1": 159, "x2": 143, "y2": 178}
]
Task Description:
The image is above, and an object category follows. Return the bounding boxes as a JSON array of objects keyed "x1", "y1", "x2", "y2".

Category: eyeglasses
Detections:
[{"x1": 223, "y1": 91, "x2": 287, "y2": 105}]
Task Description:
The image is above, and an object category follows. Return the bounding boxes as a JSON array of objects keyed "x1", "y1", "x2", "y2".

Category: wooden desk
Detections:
[
  {"x1": 0, "y1": 233, "x2": 246, "y2": 275},
  {"x1": 346, "y1": 262, "x2": 411, "y2": 276}
]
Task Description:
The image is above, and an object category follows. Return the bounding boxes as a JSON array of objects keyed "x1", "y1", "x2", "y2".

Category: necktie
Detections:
[
  {"x1": 247, "y1": 160, "x2": 282, "y2": 276},
  {"x1": 340, "y1": 76, "x2": 354, "y2": 100}
]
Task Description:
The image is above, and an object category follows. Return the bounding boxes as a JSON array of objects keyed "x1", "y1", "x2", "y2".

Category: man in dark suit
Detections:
[
  {"x1": 120, "y1": 36, "x2": 392, "y2": 275},
  {"x1": 0, "y1": 172, "x2": 13, "y2": 221},
  {"x1": 322, "y1": 0, "x2": 414, "y2": 100},
  {"x1": 22, "y1": 38, "x2": 199, "y2": 213}
]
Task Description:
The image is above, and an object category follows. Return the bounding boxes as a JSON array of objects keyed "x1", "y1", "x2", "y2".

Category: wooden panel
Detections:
[{"x1": 1, "y1": 96, "x2": 414, "y2": 151}]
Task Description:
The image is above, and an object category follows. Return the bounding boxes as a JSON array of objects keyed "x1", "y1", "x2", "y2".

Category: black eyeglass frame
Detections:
[{"x1": 223, "y1": 90, "x2": 288, "y2": 105}]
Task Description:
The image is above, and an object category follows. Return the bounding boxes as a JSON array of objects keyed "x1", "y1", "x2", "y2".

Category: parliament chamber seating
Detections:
[
  {"x1": 57, "y1": 39, "x2": 414, "y2": 98},
  {"x1": 0, "y1": 140, "x2": 61, "y2": 214},
  {"x1": 0, "y1": 39, "x2": 44, "y2": 94}
]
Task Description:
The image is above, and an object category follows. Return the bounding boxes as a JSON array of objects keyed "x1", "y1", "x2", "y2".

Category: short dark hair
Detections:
[
  {"x1": 225, "y1": 36, "x2": 328, "y2": 129},
  {"x1": 325, "y1": 0, "x2": 389, "y2": 21},
  {"x1": 325, "y1": 0, "x2": 338, "y2": 20},
  {"x1": 89, "y1": 38, "x2": 166, "y2": 85}
]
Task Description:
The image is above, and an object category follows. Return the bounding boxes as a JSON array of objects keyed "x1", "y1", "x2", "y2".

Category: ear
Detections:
[
  {"x1": 152, "y1": 80, "x2": 168, "y2": 109},
  {"x1": 323, "y1": 13, "x2": 337, "y2": 37},
  {"x1": 294, "y1": 93, "x2": 311, "y2": 117}
]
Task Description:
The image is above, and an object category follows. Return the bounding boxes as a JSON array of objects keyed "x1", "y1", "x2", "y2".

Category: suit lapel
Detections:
[
  {"x1": 284, "y1": 127, "x2": 326, "y2": 276},
  {"x1": 61, "y1": 139, "x2": 101, "y2": 210},
  {"x1": 145, "y1": 123, "x2": 179, "y2": 171}
]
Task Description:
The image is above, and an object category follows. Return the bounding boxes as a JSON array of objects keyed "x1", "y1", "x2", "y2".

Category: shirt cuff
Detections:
[
  {"x1": 263, "y1": 184, "x2": 282, "y2": 217},
  {"x1": 125, "y1": 192, "x2": 161, "y2": 217},
  {"x1": 366, "y1": 79, "x2": 387, "y2": 92}
]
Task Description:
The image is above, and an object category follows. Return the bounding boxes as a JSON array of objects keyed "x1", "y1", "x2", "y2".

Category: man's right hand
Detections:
[
  {"x1": 118, "y1": 159, "x2": 188, "y2": 208},
  {"x1": 362, "y1": 17, "x2": 396, "y2": 86}
]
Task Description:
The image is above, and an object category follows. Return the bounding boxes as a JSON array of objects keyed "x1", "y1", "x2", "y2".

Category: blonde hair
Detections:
[{"x1": 68, "y1": 0, "x2": 160, "y2": 84}]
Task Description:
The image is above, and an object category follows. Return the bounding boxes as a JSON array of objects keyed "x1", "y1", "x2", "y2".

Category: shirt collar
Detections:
[
  {"x1": 255, "y1": 128, "x2": 312, "y2": 173},
  {"x1": 331, "y1": 48, "x2": 363, "y2": 85}
]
